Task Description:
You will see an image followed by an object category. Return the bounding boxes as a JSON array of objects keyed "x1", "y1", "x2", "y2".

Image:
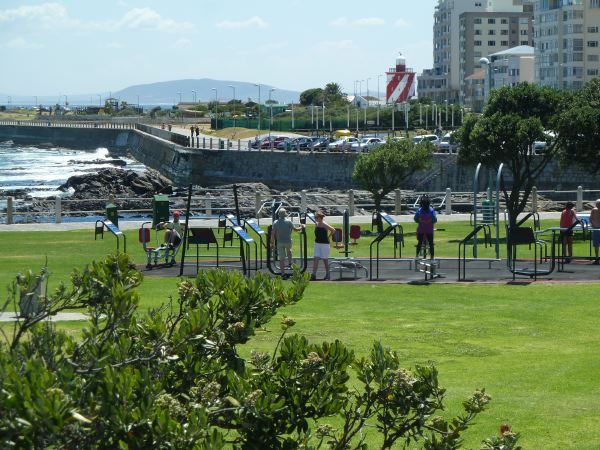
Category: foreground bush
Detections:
[{"x1": 0, "y1": 254, "x2": 520, "y2": 449}]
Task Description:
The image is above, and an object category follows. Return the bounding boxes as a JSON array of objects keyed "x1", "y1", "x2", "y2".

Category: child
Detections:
[
  {"x1": 559, "y1": 202, "x2": 578, "y2": 263},
  {"x1": 311, "y1": 211, "x2": 336, "y2": 281},
  {"x1": 414, "y1": 195, "x2": 437, "y2": 259}
]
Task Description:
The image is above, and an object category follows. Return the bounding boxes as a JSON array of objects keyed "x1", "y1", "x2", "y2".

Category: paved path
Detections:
[
  {"x1": 0, "y1": 212, "x2": 564, "y2": 232},
  {"x1": 0, "y1": 312, "x2": 88, "y2": 322}
]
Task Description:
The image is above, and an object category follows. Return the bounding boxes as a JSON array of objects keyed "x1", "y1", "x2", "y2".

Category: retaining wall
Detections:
[{"x1": 2, "y1": 124, "x2": 600, "y2": 191}]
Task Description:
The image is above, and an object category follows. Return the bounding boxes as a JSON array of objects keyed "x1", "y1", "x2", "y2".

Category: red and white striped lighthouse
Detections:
[{"x1": 386, "y1": 53, "x2": 416, "y2": 104}]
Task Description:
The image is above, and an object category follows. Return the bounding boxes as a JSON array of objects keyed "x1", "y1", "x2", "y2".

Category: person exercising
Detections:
[
  {"x1": 414, "y1": 195, "x2": 437, "y2": 259},
  {"x1": 159, "y1": 210, "x2": 183, "y2": 248}
]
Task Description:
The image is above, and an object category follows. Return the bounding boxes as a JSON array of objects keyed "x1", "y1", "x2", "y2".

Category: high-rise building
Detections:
[
  {"x1": 459, "y1": 11, "x2": 533, "y2": 104},
  {"x1": 418, "y1": 0, "x2": 532, "y2": 103},
  {"x1": 534, "y1": 0, "x2": 600, "y2": 90}
]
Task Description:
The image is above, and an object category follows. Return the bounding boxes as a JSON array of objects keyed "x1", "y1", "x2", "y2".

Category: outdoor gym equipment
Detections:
[
  {"x1": 369, "y1": 212, "x2": 405, "y2": 280},
  {"x1": 139, "y1": 221, "x2": 181, "y2": 269},
  {"x1": 329, "y1": 210, "x2": 369, "y2": 280},
  {"x1": 506, "y1": 226, "x2": 557, "y2": 280},
  {"x1": 94, "y1": 219, "x2": 126, "y2": 253},
  {"x1": 471, "y1": 163, "x2": 503, "y2": 259},
  {"x1": 179, "y1": 185, "x2": 256, "y2": 276}
]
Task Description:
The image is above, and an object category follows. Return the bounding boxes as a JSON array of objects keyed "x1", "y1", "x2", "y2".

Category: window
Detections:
[
  {"x1": 501, "y1": 29, "x2": 509, "y2": 35},
  {"x1": 475, "y1": 29, "x2": 482, "y2": 35},
  {"x1": 489, "y1": 29, "x2": 496, "y2": 35},
  {"x1": 475, "y1": 40, "x2": 482, "y2": 46},
  {"x1": 588, "y1": 41, "x2": 599, "y2": 47},
  {"x1": 520, "y1": 40, "x2": 529, "y2": 45},
  {"x1": 588, "y1": 69, "x2": 599, "y2": 76},
  {"x1": 488, "y1": 40, "x2": 496, "y2": 46},
  {"x1": 475, "y1": 1, "x2": 482, "y2": 6},
  {"x1": 501, "y1": 40, "x2": 509, "y2": 46},
  {"x1": 588, "y1": 54, "x2": 599, "y2": 61},
  {"x1": 474, "y1": 18, "x2": 482, "y2": 24},
  {"x1": 588, "y1": 26, "x2": 599, "y2": 33},
  {"x1": 591, "y1": 0, "x2": 600, "y2": 8},
  {"x1": 501, "y1": 18, "x2": 508, "y2": 24},
  {"x1": 520, "y1": 29, "x2": 528, "y2": 35},
  {"x1": 488, "y1": 18, "x2": 496, "y2": 24}
]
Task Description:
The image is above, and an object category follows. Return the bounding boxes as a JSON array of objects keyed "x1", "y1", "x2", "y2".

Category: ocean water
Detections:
[{"x1": 0, "y1": 141, "x2": 145, "y2": 198}]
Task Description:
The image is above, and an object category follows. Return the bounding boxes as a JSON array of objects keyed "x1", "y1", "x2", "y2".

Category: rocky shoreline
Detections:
[{"x1": 2, "y1": 165, "x2": 577, "y2": 219}]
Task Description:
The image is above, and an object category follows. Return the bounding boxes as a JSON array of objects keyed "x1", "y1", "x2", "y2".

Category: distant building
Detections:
[
  {"x1": 418, "y1": 0, "x2": 533, "y2": 104},
  {"x1": 459, "y1": 11, "x2": 533, "y2": 104},
  {"x1": 463, "y1": 69, "x2": 486, "y2": 112},
  {"x1": 534, "y1": 0, "x2": 600, "y2": 90}
]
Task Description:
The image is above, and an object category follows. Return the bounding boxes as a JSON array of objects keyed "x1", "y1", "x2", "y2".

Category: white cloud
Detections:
[
  {"x1": 111, "y1": 8, "x2": 193, "y2": 32},
  {"x1": 104, "y1": 42, "x2": 123, "y2": 49},
  {"x1": 0, "y1": 2, "x2": 67, "y2": 23},
  {"x1": 329, "y1": 16, "x2": 385, "y2": 27},
  {"x1": 172, "y1": 38, "x2": 192, "y2": 49},
  {"x1": 394, "y1": 18, "x2": 410, "y2": 28},
  {"x1": 3, "y1": 37, "x2": 44, "y2": 49},
  {"x1": 215, "y1": 16, "x2": 268, "y2": 29},
  {"x1": 0, "y1": 4, "x2": 192, "y2": 33}
]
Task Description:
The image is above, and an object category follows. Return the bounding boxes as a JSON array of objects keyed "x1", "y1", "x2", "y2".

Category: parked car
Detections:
[
  {"x1": 327, "y1": 137, "x2": 359, "y2": 152},
  {"x1": 351, "y1": 137, "x2": 383, "y2": 152},
  {"x1": 312, "y1": 137, "x2": 331, "y2": 150},
  {"x1": 276, "y1": 137, "x2": 294, "y2": 150},
  {"x1": 413, "y1": 134, "x2": 440, "y2": 147},
  {"x1": 437, "y1": 132, "x2": 458, "y2": 153}
]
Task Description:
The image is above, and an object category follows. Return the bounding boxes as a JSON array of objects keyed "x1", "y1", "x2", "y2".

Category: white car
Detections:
[
  {"x1": 437, "y1": 133, "x2": 458, "y2": 153},
  {"x1": 351, "y1": 137, "x2": 383, "y2": 152},
  {"x1": 327, "y1": 137, "x2": 358, "y2": 151},
  {"x1": 413, "y1": 134, "x2": 440, "y2": 147}
]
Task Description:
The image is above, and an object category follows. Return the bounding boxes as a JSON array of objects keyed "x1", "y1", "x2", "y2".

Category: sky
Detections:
[{"x1": 0, "y1": 0, "x2": 438, "y2": 99}]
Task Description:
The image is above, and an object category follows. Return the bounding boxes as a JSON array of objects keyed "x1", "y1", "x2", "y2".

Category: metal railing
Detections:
[{"x1": 2, "y1": 186, "x2": 598, "y2": 225}]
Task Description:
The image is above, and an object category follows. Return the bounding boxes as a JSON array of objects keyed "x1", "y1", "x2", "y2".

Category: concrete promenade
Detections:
[{"x1": 0, "y1": 212, "x2": 564, "y2": 232}]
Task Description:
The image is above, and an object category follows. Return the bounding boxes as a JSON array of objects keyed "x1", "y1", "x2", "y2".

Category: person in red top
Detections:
[{"x1": 559, "y1": 202, "x2": 578, "y2": 263}]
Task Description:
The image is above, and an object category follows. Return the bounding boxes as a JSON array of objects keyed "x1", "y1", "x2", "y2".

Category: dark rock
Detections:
[{"x1": 59, "y1": 167, "x2": 173, "y2": 200}]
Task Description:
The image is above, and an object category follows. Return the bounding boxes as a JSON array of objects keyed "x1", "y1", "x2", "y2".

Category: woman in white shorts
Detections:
[{"x1": 311, "y1": 211, "x2": 336, "y2": 281}]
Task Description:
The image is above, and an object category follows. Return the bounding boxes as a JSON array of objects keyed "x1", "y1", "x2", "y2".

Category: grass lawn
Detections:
[
  {"x1": 242, "y1": 282, "x2": 600, "y2": 449},
  {"x1": 1, "y1": 223, "x2": 599, "y2": 448}
]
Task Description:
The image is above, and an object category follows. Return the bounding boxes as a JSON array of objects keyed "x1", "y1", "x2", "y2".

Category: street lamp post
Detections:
[
  {"x1": 177, "y1": 91, "x2": 182, "y2": 104},
  {"x1": 377, "y1": 74, "x2": 383, "y2": 126},
  {"x1": 97, "y1": 94, "x2": 102, "y2": 107},
  {"x1": 228, "y1": 85, "x2": 236, "y2": 128},
  {"x1": 191, "y1": 90, "x2": 197, "y2": 103},
  {"x1": 479, "y1": 57, "x2": 492, "y2": 105},
  {"x1": 366, "y1": 77, "x2": 371, "y2": 107},
  {"x1": 268, "y1": 88, "x2": 275, "y2": 136},
  {"x1": 211, "y1": 88, "x2": 218, "y2": 129},
  {"x1": 254, "y1": 84, "x2": 261, "y2": 132}
]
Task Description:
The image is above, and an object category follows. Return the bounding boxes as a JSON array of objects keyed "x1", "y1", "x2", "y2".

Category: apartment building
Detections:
[
  {"x1": 535, "y1": 0, "x2": 600, "y2": 90},
  {"x1": 459, "y1": 12, "x2": 533, "y2": 103},
  {"x1": 418, "y1": 0, "x2": 531, "y2": 103}
]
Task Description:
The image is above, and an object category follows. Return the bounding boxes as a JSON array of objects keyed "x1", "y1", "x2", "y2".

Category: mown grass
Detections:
[
  {"x1": 241, "y1": 282, "x2": 600, "y2": 449},
  {"x1": 1, "y1": 222, "x2": 599, "y2": 448}
]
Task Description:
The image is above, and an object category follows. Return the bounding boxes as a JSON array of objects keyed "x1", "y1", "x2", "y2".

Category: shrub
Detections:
[{"x1": 0, "y1": 254, "x2": 519, "y2": 449}]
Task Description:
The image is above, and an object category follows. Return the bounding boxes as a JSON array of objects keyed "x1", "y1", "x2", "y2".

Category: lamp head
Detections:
[{"x1": 479, "y1": 57, "x2": 490, "y2": 65}]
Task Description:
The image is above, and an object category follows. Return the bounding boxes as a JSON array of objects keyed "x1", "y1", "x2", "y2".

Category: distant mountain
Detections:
[
  {"x1": 1, "y1": 79, "x2": 301, "y2": 107},
  {"x1": 114, "y1": 79, "x2": 300, "y2": 106}
]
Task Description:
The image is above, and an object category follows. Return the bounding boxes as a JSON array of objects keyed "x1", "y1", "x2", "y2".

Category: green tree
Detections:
[
  {"x1": 455, "y1": 82, "x2": 566, "y2": 227},
  {"x1": 353, "y1": 138, "x2": 434, "y2": 214},
  {"x1": 300, "y1": 88, "x2": 324, "y2": 106},
  {"x1": 556, "y1": 77, "x2": 600, "y2": 173}
]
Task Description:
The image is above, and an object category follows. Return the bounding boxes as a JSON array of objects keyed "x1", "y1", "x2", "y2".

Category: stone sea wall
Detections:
[{"x1": 1, "y1": 124, "x2": 599, "y2": 191}]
